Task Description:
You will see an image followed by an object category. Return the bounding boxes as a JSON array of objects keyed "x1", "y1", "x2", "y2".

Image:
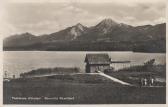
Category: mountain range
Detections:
[{"x1": 3, "y1": 18, "x2": 166, "y2": 52}]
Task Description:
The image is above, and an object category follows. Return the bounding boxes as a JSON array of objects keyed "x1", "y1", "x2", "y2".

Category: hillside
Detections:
[{"x1": 4, "y1": 74, "x2": 166, "y2": 104}]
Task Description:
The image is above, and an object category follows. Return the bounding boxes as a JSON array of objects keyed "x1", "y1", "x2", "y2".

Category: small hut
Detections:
[{"x1": 85, "y1": 53, "x2": 111, "y2": 73}]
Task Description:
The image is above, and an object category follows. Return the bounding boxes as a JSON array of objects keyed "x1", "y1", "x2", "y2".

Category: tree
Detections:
[{"x1": 143, "y1": 59, "x2": 155, "y2": 72}]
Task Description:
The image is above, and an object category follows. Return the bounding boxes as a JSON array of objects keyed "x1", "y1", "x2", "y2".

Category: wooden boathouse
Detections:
[{"x1": 85, "y1": 53, "x2": 111, "y2": 73}]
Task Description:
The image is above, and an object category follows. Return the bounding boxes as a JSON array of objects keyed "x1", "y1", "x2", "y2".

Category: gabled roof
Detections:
[{"x1": 85, "y1": 53, "x2": 111, "y2": 64}]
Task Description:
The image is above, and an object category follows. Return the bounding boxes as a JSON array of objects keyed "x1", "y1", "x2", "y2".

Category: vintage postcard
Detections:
[{"x1": 1, "y1": 0, "x2": 166, "y2": 106}]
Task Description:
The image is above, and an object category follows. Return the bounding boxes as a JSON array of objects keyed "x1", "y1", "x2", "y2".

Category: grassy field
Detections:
[
  {"x1": 3, "y1": 74, "x2": 166, "y2": 104},
  {"x1": 106, "y1": 70, "x2": 166, "y2": 86}
]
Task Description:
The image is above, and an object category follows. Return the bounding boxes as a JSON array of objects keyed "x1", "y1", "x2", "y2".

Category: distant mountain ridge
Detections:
[
  {"x1": 3, "y1": 18, "x2": 166, "y2": 52},
  {"x1": 39, "y1": 23, "x2": 88, "y2": 41}
]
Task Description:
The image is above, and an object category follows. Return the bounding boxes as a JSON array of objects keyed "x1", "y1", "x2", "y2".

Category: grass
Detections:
[
  {"x1": 3, "y1": 74, "x2": 166, "y2": 104},
  {"x1": 105, "y1": 71, "x2": 166, "y2": 86}
]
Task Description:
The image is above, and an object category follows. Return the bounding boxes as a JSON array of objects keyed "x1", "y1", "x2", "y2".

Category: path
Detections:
[{"x1": 97, "y1": 71, "x2": 132, "y2": 86}]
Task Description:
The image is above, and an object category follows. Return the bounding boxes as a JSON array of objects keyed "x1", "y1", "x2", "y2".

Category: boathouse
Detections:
[{"x1": 85, "y1": 53, "x2": 111, "y2": 73}]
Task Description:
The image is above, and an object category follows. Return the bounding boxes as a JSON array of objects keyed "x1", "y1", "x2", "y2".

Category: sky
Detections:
[{"x1": 0, "y1": 0, "x2": 166, "y2": 38}]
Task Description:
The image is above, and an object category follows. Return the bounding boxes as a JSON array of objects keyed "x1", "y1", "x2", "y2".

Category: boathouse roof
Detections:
[{"x1": 85, "y1": 53, "x2": 111, "y2": 64}]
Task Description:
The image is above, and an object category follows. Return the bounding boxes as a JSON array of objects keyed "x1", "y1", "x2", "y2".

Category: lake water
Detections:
[{"x1": 3, "y1": 51, "x2": 166, "y2": 78}]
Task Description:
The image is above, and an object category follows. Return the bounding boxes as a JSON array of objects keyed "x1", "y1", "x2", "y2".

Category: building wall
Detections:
[
  {"x1": 86, "y1": 64, "x2": 110, "y2": 73},
  {"x1": 85, "y1": 64, "x2": 90, "y2": 73}
]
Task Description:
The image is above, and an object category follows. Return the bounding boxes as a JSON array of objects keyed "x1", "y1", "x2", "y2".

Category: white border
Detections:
[{"x1": 1, "y1": 0, "x2": 167, "y2": 107}]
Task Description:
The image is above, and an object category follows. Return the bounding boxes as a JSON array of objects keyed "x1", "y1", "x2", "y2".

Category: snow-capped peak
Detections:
[
  {"x1": 75, "y1": 23, "x2": 85, "y2": 31},
  {"x1": 98, "y1": 18, "x2": 118, "y2": 27},
  {"x1": 69, "y1": 23, "x2": 86, "y2": 40},
  {"x1": 95, "y1": 18, "x2": 119, "y2": 34}
]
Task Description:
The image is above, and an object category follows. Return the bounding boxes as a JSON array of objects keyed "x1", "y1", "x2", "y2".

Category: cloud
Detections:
[
  {"x1": 153, "y1": 17, "x2": 166, "y2": 24},
  {"x1": 0, "y1": 0, "x2": 166, "y2": 38}
]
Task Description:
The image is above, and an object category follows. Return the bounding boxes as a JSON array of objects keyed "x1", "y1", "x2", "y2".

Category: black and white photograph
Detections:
[{"x1": 1, "y1": 0, "x2": 166, "y2": 105}]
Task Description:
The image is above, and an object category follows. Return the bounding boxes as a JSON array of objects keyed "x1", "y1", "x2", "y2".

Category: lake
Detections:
[{"x1": 3, "y1": 51, "x2": 166, "y2": 78}]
